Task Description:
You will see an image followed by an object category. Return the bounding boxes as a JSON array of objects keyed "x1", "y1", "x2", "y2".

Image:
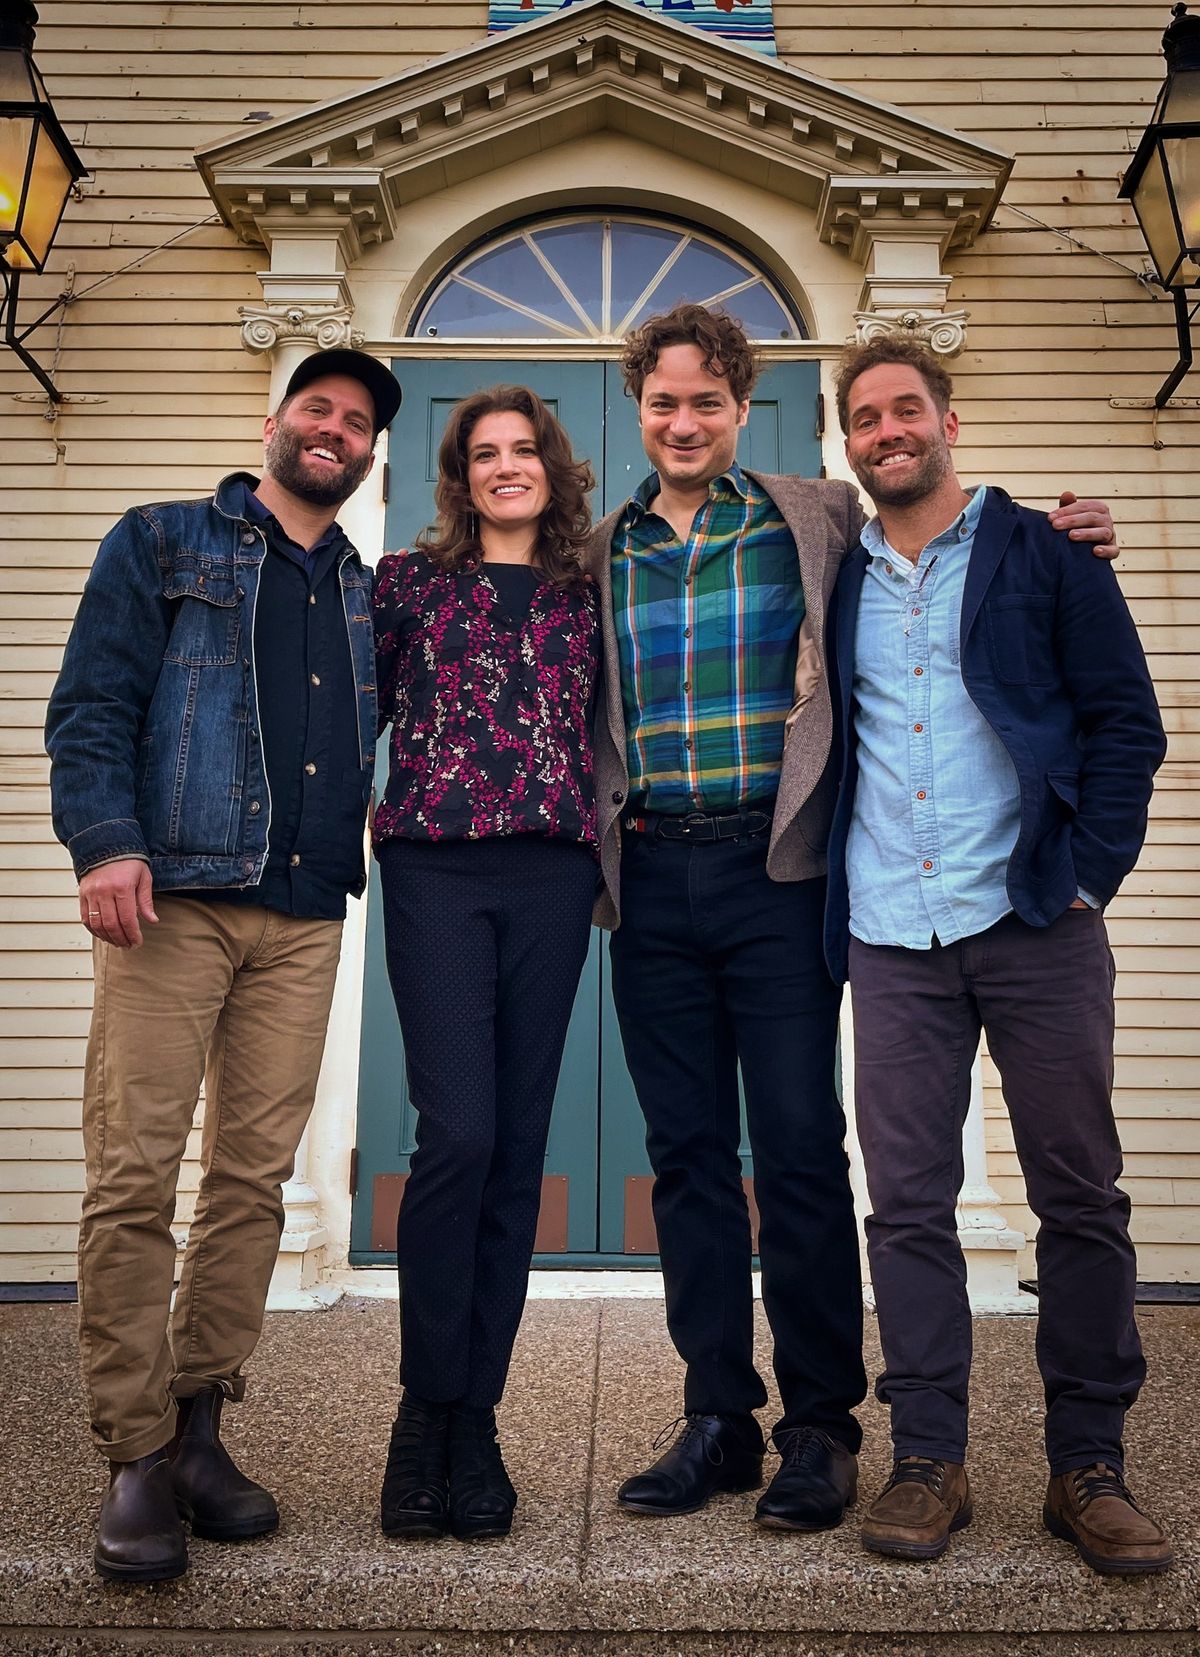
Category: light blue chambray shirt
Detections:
[{"x1": 845, "y1": 485, "x2": 1022, "y2": 950}]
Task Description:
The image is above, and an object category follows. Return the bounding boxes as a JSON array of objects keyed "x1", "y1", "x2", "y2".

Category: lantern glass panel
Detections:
[
  {"x1": 0, "y1": 113, "x2": 34, "y2": 248},
  {"x1": 1163, "y1": 133, "x2": 1200, "y2": 280},
  {"x1": 18, "y1": 121, "x2": 73, "y2": 267},
  {"x1": 1161, "y1": 66, "x2": 1200, "y2": 125},
  {"x1": 1132, "y1": 141, "x2": 1190, "y2": 285},
  {"x1": 0, "y1": 47, "x2": 37, "y2": 103}
]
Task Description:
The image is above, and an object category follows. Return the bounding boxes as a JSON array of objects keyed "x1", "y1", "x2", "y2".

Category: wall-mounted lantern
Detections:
[
  {"x1": 1, "y1": 1, "x2": 89, "y2": 402},
  {"x1": 1119, "y1": 2, "x2": 1200, "y2": 405}
]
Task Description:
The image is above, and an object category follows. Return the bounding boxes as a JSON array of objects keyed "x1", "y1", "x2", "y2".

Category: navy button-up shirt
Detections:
[{"x1": 198, "y1": 484, "x2": 366, "y2": 920}]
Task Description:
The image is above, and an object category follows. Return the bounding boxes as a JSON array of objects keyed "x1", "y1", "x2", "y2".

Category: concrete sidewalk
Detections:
[{"x1": 1, "y1": 1296, "x2": 1196, "y2": 1655}]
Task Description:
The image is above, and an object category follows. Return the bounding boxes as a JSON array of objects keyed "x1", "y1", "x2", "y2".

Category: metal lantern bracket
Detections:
[
  {"x1": 1155, "y1": 287, "x2": 1198, "y2": 406},
  {"x1": 1, "y1": 262, "x2": 76, "y2": 404}
]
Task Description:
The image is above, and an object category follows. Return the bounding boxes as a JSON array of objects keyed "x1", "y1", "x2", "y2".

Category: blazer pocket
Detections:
[
  {"x1": 984, "y1": 593, "x2": 1058, "y2": 688},
  {"x1": 1047, "y1": 770, "x2": 1080, "y2": 812}
]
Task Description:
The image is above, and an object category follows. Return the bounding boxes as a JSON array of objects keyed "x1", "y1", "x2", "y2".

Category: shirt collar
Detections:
[
  {"x1": 624, "y1": 459, "x2": 750, "y2": 524},
  {"x1": 237, "y1": 477, "x2": 343, "y2": 561},
  {"x1": 861, "y1": 482, "x2": 987, "y2": 564}
]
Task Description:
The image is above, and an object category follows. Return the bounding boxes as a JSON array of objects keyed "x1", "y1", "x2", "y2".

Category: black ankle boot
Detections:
[
  {"x1": 95, "y1": 1449, "x2": 188, "y2": 1582},
  {"x1": 169, "y1": 1386, "x2": 279, "y2": 1541},
  {"x1": 448, "y1": 1405, "x2": 516, "y2": 1541},
  {"x1": 380, "y1": 1392, "x2": 451, "y2": 1538}
]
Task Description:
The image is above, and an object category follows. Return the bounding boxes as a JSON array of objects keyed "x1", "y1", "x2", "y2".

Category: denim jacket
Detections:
[{"x1": 45, "y1": 472, "x2": 377, "y2": 891}]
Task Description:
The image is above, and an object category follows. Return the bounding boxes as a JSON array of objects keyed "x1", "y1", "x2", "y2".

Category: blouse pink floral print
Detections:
[{"x1": 372, "y1": 550, "x2": 600, "y2": 849}]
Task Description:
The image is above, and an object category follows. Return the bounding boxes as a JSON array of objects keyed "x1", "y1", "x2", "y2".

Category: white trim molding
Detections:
[{"x1": 195, "y1": 0, "x2": 1012, "y2": 356}]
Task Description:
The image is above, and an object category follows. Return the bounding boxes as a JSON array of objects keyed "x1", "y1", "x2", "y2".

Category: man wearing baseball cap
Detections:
[{"x1": 46, "y1": 349, "x2": 400, "y2": 1582}]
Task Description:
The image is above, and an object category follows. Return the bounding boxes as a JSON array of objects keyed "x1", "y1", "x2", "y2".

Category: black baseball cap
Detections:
[{"x1": 281, "y1": 348, "x2": 402, "y2": 433}]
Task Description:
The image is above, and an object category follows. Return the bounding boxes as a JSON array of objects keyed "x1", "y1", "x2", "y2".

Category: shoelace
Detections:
[
  {"x1": 882, "y1": 1456, "x2": 945, "y2": 1493},
  {"x1": 767, "y1": 1426, "x2": 826, "y2": 1468},
  {"x1": 1070, "y1": 1463, "x2": 1141, "y2": 1511},
  {"x1": 651, "y1": 1414, "x2": 727, "y2": 1466}
]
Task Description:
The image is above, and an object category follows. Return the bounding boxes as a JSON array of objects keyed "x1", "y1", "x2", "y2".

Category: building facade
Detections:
[{"x1": 3, "y1": 0, "x2": 1197, "y2": 1294}]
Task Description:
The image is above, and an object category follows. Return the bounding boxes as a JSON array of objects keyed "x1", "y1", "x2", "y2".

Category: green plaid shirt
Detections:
[{"x1": 612, "y1": 462, "x2": 805, "y2": 814}]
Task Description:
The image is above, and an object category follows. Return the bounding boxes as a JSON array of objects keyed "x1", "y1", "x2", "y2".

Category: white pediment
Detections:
[{"x1": 195, "y1": 0, "x2": 1011, "y2": 266}]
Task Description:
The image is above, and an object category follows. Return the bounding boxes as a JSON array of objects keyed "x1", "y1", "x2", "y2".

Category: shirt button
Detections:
[
  {"x1": 914, "y1": 667, "x2": 924, "y2": 676},
  {"x1": 885, "y1": 563, "x2": 893, "y2": 575},
  {"x1": 683, "y1": 628, "x2": 692, "y2": 638},
  {"x1": 290, "y1": 853, "x2": 302, "y2": 867},
  {"x1": 916, "y1": 790, "x2": 927, "y2": 800},
  {"x1": 683, "y1": 680, "x2": 691, "y2": 692},
  {"x1": 913, "y1": 723, "x2": 923, "y2": 732},
  {"x1": 309, "y1": 594, "x2": 316, "y2": 605},
  {"x1": 612, "y1": 791, "x2": 624, "y2": 804},
  {"x1": 248, "y1": 801, "x2": 261, "y2": 816},
  {"x1": 305, "y1": 762, "x2": 317, "y2": 776},
  {"x1": 684, "y1": 739, "x2": 693, "y2": 750},
  {"x1": 241, "y1": 532, "x2": 256, "y2": 546},
  {"x1": 923, "y1": 860, "x2": 934, "y2": 871},
  {"x1": 311, "y1": 673, "x2": 321, "y2": 686}
]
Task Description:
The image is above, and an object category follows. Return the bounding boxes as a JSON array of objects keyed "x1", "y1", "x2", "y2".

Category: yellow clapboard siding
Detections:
[{"x1": 5, "y1": 0, "x2": 1196, "y2": 1289}]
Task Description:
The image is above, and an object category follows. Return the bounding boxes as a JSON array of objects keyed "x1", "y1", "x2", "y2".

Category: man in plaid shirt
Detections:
[{"x1": 586, "y1": 303, "x2": 1118, "y2": 1531}]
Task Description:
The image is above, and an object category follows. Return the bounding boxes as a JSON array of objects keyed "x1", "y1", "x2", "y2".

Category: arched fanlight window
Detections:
[{"x1": 412, "y1": 214, "x2": 805, "y2": 341}]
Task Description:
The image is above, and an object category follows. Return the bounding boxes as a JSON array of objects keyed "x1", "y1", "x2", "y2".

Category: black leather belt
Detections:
[{"x1": 623, "y1": 804, "x2": 774, "y2": 843}]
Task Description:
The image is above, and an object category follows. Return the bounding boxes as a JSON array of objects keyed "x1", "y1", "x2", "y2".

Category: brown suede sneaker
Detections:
[
  {"x1": 861, "y1": 1457, "x2": 972, "y2": 1560},
  {"x1": 1043, "y1": 1464, "x2": 1173, "y2": 1576}
]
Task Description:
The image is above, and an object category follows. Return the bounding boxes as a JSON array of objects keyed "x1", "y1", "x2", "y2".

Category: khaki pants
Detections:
[{"x1": 78, "y1": 896, "x2": 344, "y2": 1459}]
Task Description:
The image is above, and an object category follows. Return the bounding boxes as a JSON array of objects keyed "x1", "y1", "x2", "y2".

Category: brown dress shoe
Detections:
[
  {"x1": 1044, "y1": 1464, "x2": 1173, "y2": 1576},
  {"x1": 861, "y1": 1457, "x2": 972, "y2": 1560}
]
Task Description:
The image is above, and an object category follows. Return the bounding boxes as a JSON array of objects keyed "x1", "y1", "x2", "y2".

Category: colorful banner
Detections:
[{"x1": 489, "y1": 0, "x2": 776, "y2": 57}]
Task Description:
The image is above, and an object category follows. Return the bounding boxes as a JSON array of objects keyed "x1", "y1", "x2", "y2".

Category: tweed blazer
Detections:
[{"x1": 588, "y1": 469, "x2": 864, "y2": 930}]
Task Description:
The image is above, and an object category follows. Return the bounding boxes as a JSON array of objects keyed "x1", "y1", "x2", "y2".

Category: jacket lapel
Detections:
[
  {"x1": 589, "y1": 508, "x2": 629, "y2": 767},
  {"x1": 960, "y1": 488, "x2": 1016, "y2": 644}
]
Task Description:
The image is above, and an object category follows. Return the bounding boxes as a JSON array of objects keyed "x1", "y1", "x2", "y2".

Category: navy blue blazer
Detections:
[{"x1": 823, "y1": 487, "x2": 1167, "y2": 984}]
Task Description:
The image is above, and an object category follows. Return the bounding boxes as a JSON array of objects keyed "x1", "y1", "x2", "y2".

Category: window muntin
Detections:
[{"x1": 414, "y1": 216, "x2": 804, "y2": 341}]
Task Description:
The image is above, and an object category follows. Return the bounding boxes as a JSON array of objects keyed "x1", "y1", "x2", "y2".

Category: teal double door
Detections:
[{"x1": 349, "y1": 357, "x2": 821, "y2": 1265}]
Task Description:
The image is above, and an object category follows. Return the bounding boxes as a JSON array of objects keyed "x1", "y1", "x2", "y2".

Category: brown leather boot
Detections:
[
  {"x1": 94, "y1": 1449, "x2": 188, "y2": 1583},
  {"x1": 1044, "y1": 1464, "x2": 1173, "y2": 1575},
  {"x1": 169, "y1": 1386, "x2": 278, "y2": 1541},
  {"x1": 861, "y1": 1457, "x2": 972, "y2": 1560}
]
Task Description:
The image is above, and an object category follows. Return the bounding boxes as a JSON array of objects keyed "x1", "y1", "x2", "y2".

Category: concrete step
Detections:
[{"x1": 0, "y1": 1299, "x2": 1196, "y2": 1655}]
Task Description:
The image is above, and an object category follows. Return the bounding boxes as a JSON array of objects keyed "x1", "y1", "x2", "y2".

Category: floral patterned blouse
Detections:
[{"x1": 372, "y1": 549, "x2": 600, "y2": 848}]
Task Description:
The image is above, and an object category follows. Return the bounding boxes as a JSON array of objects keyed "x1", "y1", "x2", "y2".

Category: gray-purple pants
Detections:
[{"x1": 849, "y1": 906, "x2": 1145, "y2": 1476}]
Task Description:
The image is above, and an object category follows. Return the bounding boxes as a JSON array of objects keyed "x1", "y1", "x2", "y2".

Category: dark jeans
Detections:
[
  {"x1": 610, "y1": 833, "x2": 866, "y2": 1448},
  {"x1": 379, "y1": 836, "x2": 596, "y2": 1407},
  {"x1": 849, "y1": 907, "x2": 1145, "y2": 1474}
]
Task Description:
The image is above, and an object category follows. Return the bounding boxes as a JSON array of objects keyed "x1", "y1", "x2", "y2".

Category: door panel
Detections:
[
  {"x1": 352, "y1": 355, "x2": 823, "y2": 1265},
  {"x1": 354, "y1": 360, "x2": 609, "y2": 1264}
]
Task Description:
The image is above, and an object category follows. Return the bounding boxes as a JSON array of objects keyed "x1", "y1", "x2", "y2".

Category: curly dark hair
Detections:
[
  {"x1": 620, "y1": 303, "x2": 761, "y2": 405},
  {"x1": 416, "y1": 385, "x2": 595, "y2": 586},
  {"x1": 835, "y1": 336, "x2": 954, "y2": 434}
]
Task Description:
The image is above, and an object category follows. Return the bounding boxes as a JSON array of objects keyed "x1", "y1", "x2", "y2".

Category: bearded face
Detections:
[{"x1": 264, "y1": 415, "x2": 374, "y2": 508}]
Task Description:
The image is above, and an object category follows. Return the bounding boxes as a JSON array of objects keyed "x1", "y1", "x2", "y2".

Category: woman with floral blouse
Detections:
[{"x1": 372, "y1": 386, "x2": 600, "y2": 1542}]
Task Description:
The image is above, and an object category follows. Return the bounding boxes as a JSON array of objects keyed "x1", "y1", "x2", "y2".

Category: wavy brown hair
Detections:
[
  {"x1": 835, "y1": 336, "x2": 954, "y2": 434},
  {"x1": 416, "y1": 385, "x2": 595, "y2": 586},
  {"x1": 620, "y1": 303, "x2": 761, "y2": 405}
]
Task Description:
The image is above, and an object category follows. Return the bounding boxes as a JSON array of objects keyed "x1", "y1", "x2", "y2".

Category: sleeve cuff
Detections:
[{"x1": 67, "y1": 818, "x2": 150, "y2": 880}]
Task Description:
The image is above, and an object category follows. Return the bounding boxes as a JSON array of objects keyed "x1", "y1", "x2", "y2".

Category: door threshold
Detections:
[{"x1": 326, "y1": 1268, "x2": 767, "y2": 1300}]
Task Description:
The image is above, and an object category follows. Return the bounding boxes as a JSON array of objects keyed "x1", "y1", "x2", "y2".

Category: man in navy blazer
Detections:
[{"x1": 824, "y1": 336, "x2": 1170, "y2": 1575}]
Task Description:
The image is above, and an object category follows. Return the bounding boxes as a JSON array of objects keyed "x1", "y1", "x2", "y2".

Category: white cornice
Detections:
[{"x1": 196, "y1": 0, "x2": 1011, "y2": 252}]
